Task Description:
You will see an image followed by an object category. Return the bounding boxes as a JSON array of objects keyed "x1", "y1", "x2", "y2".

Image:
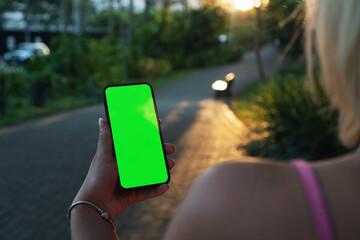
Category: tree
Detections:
[
  {"x1": 127, "y1": 0, "x2": 134, "y2": 45},
  {"x1": 178, "y1": 0, "x2": 189, "y2": 14},
  {"x1": 117, "y1": 0, "x2": 128, "y2": 81},
  {"x1": 198, "y1": 0, "x2": 218, "y2": 7},
  {"x1": 59, "y1": 0, "x2": 72, "y2": 35},
  {"x1": 72, "y1": 0, "x2": 95, "y2": 36},
  {"x1": 254, "y1": 6, "x2": 265, "y2": 82},
  {"x1": 72, "y1": 0, "x2": 87, "y2": 36},
  {"x1": 264, "y1": 0, "x2": 304, "y2": 57},
  {"x1": 160, "y1": 0, "x2": 171, "y2": 31},
  {"x1": 108, "y1": 0, "x2": 115, "y2": 42},
  {"x1": 144, "y1": 0, "x2": 156, "y2": 21}
]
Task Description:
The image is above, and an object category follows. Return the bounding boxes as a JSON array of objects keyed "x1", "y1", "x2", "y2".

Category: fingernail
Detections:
[
  {"x1": 157, "y1": 184, "x2": 169, "y2": 193},
  {"x1": 98, "y1": 118, "x2": 106, "y2": 130}
]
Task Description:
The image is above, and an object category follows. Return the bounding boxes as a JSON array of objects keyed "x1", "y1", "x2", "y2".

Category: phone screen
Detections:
[{"x1": 104, "y1": 83, "x2": 169, "y2": 189}]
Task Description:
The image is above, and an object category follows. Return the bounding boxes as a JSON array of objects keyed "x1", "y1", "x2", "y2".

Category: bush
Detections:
[
  {"x1": 139, "y1": 58, "x2": 172, "y2": 79},
  {"x1": 25, "y1": 55, "x2": 54, "y2": 107},
  {"x1": 0, "y1": 66, "x2": 26, "y2": 115},
  {"x1": 28, "y1": 70, "x2": 53, "y2": 107},
  {"x1": 49, "y1": 36, "x2": 124, "y2": 97},
  {"x1": 237, "y1": 68, "x2": 350, "y2": 161},
  {"x1": 88, "y1": 38, "x2": 123, "y2": 93},
  {"x1": 50, "y1": 35, "x2": 91, "y2": 93}
]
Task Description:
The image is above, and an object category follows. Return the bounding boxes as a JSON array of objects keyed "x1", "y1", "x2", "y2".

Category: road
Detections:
[{"x1": 0, "y1": 47, "x2": 280, "y2": 240}]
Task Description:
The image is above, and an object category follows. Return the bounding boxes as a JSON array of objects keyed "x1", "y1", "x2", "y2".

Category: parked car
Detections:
[{"x1": 3, "y1": 42, "x2": 50, "y2": 65}]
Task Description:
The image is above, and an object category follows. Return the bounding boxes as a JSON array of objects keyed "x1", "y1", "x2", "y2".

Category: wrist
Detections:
[
  {"x1": 73, "y1": 191, "x2": 110, "y2": 217},
  {"x1": 69, "y1": 202, "x2": 118, "y2": 240},
  {"x1": 70, "y1": 203, "x2": 97, "y2": 218},
  {"x1": 68, "y1": 200, "x2": 116, "y2": 231}
]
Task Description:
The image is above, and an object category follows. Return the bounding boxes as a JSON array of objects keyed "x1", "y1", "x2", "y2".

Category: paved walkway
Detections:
[{"x1": 0, "y1": 47, "x2": 280, "y2": 240}]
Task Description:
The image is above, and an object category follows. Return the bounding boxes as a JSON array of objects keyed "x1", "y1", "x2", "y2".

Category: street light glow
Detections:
[{"x1": 254, "y1": 0, "x2": 261, "y2": 8}]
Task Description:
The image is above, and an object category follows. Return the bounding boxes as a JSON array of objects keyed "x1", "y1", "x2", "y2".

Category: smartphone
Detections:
[{"x1": 103, "y1": 83, "x2": 170, "y2": 189}]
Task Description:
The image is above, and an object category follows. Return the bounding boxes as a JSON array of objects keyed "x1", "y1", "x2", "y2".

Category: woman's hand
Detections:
[{"x1": 73, "y1": 118, "x2": 176, "y2": 219}]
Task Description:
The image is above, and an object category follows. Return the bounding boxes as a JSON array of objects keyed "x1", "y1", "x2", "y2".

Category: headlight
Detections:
[{"x1": 212, "y1": 80, "x2": 228, "y2": 91}]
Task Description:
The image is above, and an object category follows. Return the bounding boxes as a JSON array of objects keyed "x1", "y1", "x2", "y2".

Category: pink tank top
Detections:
[{"x1": 291, "y1": 160, "x2": 336, "y2": 240}]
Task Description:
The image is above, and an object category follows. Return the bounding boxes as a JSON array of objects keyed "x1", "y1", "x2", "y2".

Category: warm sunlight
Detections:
[
  {"x1": 224, "y1": 0, "x2": 270, "y2": 11},
  {"x1": 234, "y1": 0, "x2": 255, "y2": 11}
]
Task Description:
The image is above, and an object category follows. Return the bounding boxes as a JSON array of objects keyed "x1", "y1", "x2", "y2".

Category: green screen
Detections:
[{"x1": 104, "y1": 83, "x2": 169, "y2": 189}]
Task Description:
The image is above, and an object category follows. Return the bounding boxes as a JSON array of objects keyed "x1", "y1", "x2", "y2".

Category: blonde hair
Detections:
[{"x1": 306, "y1": 0, "x2": 360, "y2": 148}]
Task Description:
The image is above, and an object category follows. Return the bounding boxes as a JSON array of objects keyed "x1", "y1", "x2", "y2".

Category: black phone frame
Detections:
[{"x1": 103, "y1": 82, "x2": 170, "y2": 190}]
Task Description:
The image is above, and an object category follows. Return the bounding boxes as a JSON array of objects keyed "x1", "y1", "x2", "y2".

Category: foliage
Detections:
[
  {"x1": 0, "y1": 3, "x2": 244, "y2": 126},
  {"x1": 0, "y1": 66, "x2": 25, "y2": 115},
  {"x1": 127, "y1": 47, "x2": 172, "y2": 79},
  {"x1": 87, "y1": 10, "x2": 125, "y2": 37},
  {"x1": 230, "y1": 10, "x2": 256, "y2": 50},
  {"x1": 50, "y1": 35, "x2": 91, "y2": 93},
  {"x1": 88, "y1": 38, "x2": 123, "y2": 91},
  {"x1": 49, "y1": 35, "x2": 123, "y2": 96},
  {"x1": 131, "y1": 6, "x2": 240, "y2": 69},
  {"x1": 233, "y1": 63, "x2": 350, "y2": 161},
  {"x1": 263, "y1": 0, "x2": 304, "y2": 57},
  {"x1": 25, "y1": 56, "x2": 54, "y2": 107},
  {"x1": 139, "y1": 58, "x2": 172, "y2": 79},
  {"x1": 0, "y1": 68, "x2": 199, "y2": 128}
]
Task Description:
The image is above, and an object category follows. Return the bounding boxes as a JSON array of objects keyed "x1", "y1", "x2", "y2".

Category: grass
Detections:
[
  {"x1": 0, "y1": 96, "x2": 98, "y2": 128},
  {"x1": 230, "y1": 81, "x2": 261, "y2": 126},
  {"x1": 0, "y1": 68, "x2": 200, "y2": 128}
]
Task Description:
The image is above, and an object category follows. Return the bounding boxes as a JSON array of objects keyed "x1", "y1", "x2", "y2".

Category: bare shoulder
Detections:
[
  {"x1": 163, "y1": 159, "x2": 317, "y2": 240},
  {"x1": 313, "y1": 153, "x2": 360, "y2": 240}
]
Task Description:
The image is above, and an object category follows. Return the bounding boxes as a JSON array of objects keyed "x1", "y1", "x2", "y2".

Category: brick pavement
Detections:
[
  {"x1": 114, "y1": 99, "x2": 250, "y2": 240},
  {"x1": 0, "y1": 47, "x2": 280, "y2": 239}
]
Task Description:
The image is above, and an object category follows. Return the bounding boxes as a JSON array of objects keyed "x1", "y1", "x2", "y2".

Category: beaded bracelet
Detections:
[{"x1": 67, "y1": 201, "x2": 116, "y2": 231}]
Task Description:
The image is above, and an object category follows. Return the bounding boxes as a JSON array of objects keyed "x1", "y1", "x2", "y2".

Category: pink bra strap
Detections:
[{"x1": 291, "y1": 160, "x2": 336, "y2": 240}]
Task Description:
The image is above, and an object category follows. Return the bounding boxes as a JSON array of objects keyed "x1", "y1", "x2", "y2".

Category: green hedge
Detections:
[{"x1": 0, "y1": 66, "x2": 26, "y2": 115}]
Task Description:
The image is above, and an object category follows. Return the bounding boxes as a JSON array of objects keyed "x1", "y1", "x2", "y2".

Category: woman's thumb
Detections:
[{"x1": 96, "y1": 118, "x2": 113, "y2": 156}]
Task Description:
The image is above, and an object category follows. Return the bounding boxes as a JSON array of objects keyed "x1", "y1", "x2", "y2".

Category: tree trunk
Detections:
[
  {"x1": 118, "y1": 0, "x2": 128, "y2": 82},
  {"x1": 60, "y1": 0, "x2": 68, "y2": 36},
  {"x1": 127, "y1": 0, "x2": 134, "y2": 46},
  {"x1": 79, "y1": 0, "x2": 86, "y2": 36},
  {"x1": 73, "y1": 0, "x2": 86, "y2": 36},
  {"x1": 159, "y1": 0, "x2": 170, "y2": 33},
  {"x1": 180, "y1": 0, "x2": 188, "y2": 13},
  {"x1": 72, "y1": 0, "x2": 80, "y2": 34},
  {"x1": 144, "y1": 0, "x2": 151, "y2": 21},
  {"x1": 254, "y1": 7, "x2": 265, "y2": 83},
  {"x1": 24, "y1": 0, "x2": 31, "y2": 42},
  {"x1": 108, "y1": 0, "x2": 115, "y2": 43}
]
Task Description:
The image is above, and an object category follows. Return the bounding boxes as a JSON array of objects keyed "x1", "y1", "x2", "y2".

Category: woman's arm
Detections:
[
  {"x1": 70, "y1": 203, "x2": 119, "y2": 240},
  {"x1": 69, "y1": 118, "x2": 175, "y2": 240}
]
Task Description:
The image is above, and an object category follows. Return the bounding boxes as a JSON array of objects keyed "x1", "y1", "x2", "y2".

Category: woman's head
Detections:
[{"x1": 306, "y1": 0, "x2": 360, "y2": 148}]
